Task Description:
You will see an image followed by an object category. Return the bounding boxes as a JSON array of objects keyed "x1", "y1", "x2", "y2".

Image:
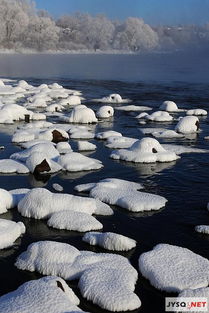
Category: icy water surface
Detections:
[{"x1": 0, "y1": 53, "x2": 209, "y2": 313}]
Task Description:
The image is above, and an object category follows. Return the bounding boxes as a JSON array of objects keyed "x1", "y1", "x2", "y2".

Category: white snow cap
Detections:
[
  {"x1": 175, "y1": 116, "x2": 200, "y2": 134},
  {"x1": 186, "y1": 109, "x2": 207, "y2": 116},
  {"x1": 159, "y1": 100, "x2": 181, "y2": 112},
  {"x1": 152, "y1": 130, "x2": 184, "y2": 138},
  {"x1": 0, "y1": 219, "x2": 25, "y2": 249},
  {"x1": 83, "y1": 232, "x2": 136, "y2": 251},
  {"x1": 56, "y1": 142, "x2": 72, "y2": 154},
  {"x1": 138, "y1": 243, "x2": 209, "y2": 292},
  {"x1": 58, "y1": 152, "x2": 103, "y2": 171},
  {"x1": 138, "y1": 111, "x2": 173, "y2": 122},
  {"x1": 0, "y1": 276, "x2": 85, "y2": 313},
  {"x1": 0, "y1": 159, "x2": 29, "y2": 174},
  {"x1": 75, "y1": 178, "x2": 167, "y2": 212},
  {"x1": 77, "y1": 141, "x2": 96, "y2": 151},
  {"x1": 195, "y1": 225, "x2": 209, "y2": 234},
  {"x1": 96, "y1": 106, "x2": 114, "y2": 118},
  {"x1": 62, "y1": 105, "x2": 97, "y2": 124},
  {"x1": 48, "y1": 210, "x2": 103, "y2": 232},
  {"x1": 105, "y1": 136, "x2": 137, "y2": 149},
  {"x1": 94, "y1": 93, "x2": 131, "y2": 104},
  {"x1": 110, "y1": 137, "x2": 179, "y2": 163},
  {"x1": 15, "y1": 241, "x2": 141, "y2": 311},
  {"x1": 0, "y1": 189, "x2": 13, "y2": 213},
  {"x1": 96, "y1": 130, "x2": 122, "y2": 140},
  {"x1": 18, "y1": 188, "x2": 112, "y2": 219}
]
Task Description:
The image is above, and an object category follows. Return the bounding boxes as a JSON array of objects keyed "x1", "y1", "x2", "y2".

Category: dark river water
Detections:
[{"x1": 0, "y1": 52, "x2": 209, "y2": 313}]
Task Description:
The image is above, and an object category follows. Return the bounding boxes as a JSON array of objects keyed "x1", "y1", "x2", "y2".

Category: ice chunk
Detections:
[
  {"x1": 77, "y1": 141, "x2": 96, "y2": 151},
  {"x1": 159, "y1": 100, "x2": 183, "y2": 112},
  {"x1": 0, "y1": 159, "x2": 29, "y2": 174},
  {"x1": 58, "y1": 152, "x2": 103, "y2": 172},
  {"x1": 195, "y1": 225, "x2": 209, "y2": 234},
  {"x1": 83, "y1": 232, "x2": 136, "y2": 251},
  {"x1": 116, "y1": 105, "x2": 151, "y2": 111},
  {"x1": 186, "y1": 109, "x2": 207, "y2": 116},
  {"x1": 52, "y1": 183, "x2": 64, "y2": 192},
  {"x1": 93, "y1": 93, "x2": 131, "y2": 104}
]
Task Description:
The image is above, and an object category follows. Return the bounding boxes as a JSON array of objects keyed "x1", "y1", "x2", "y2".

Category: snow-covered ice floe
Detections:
[
  {"x1": 52, "y1": 183, "x2": 63, "y2": 192},
  {"x1": 110, "y1": 137, "x2": 179, "y2": 163},
  {"x1": 48, "y1": 211, "x2": 103, "y2": 232},
  {"x1": 18, "y1": 188, "x2": 113, "y2": 219},
  {"x1": 0, "y1": 219, "x2": 25, "y2": 249},
  {"x1": 105, "y1": 136, "x2": 137, "y2": 149},
  {"x1": 96, "y1": 130, "x2": 122, "y2": 140},
  {"x1": 116, "y1": 105, "x2": 152, "y2": 111},
  {"x1": 0, "y1": 159, "x2": 29, "y2": 174},
  {"x1": 77, "y1": 141, "x2": 96, "y2": 151},
  {"x1": 75, "y1": 178, "x2": 167, "y2": 212},
  {"x1": 136, "y1": 111, "x2": 173, "y2": 122},
  {"x1": 175, "y1": 116, "x2": 200, "y2": 134},
  {"x1": 15, "y1": 241, "x2": 141, "y2": 311},
  {"x1": 0, "y1": 276, "x2": 86, "y2": 313},
  {"x1": 186, "y1": 109, "x2": 207, "y2": 116},
  {"x1": 83, "y1": 232, "x2": 136, "y2": 251},
  {"x1": 138, "y1": 243, "x2": 209, "y2": 292},
  {"x1": 93, "y1": 93, "x2": 131, "y2": 104},
  {"x1": 152, "y1": 130, "x2": 184, "y2": 138}
]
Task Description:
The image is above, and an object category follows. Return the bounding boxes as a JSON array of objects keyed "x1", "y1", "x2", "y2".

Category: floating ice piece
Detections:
[
  {"x1": 0, "y1": 219, "x2": 25, "y2": 249},
  {"x1": 159, "y1": 100, "x2": 183, "y2": 112},
  {"x1": 175, "y1": 116, "x2": 200, "y2": 134},
  {"x1": 138, "y1": 243, "x2": 209, "y2": 292},
  {"x1": 110, "y1": 137, "x2": 179, "y2": 163},
  {"x1": 75, "y1": 178, "x2": 167, "y2": 212},
  {"x1": 61, "y1": 95, "x2": 81, "y2": 106},
  {"x1": 52, "y1": 183, "x2": 64, "y2": 192},
  {"x1": 116, "y1": 105, "x2": 151, "y2": 111},
  {"x1": 195, "y1": 225, "x2": 209, "y2": 234},
  {"x1": 0, "y1": 189, "x2": 13, "y2": 214},
  {"x1": 93, "y1": 93, "x2": 131, "y2": 104},
  {"x1": 139, "y1": 127, "x2": 167, "y2": 135},
  {"x1": 48, "y1": 211, "x2": 103, "y2": 232},
  {"x1": 105, "y1": 136, "x2": 137, "y2": 149},
  {"x1": 61, "y1": 105, "x2": 97, "y2": 124},
  {"x1": 69, "y1": 126, "x2": 95, "y2": 139},
  {"x1": 0, "y1": 159, "x2": 29, "y2": 174},
  {"x1": 56, "y1": 142, "x2": 72, "y2": 154},
  {"x1": 152, "y1": 130, "x2": 184, "y2": 138},
  {"x1": 15, "y1": 241, "x2": 140, "y2": 311},
  {"x1": 141, "y1": 111, "x2": 173, "y2": 122},
  {"x1": 162, "y1": 144, "x2": 208, "y2": 154},
  {"x1": 186, "y1": 109, "x2": 207, "y2": 116},
  {"x1": 77, "y1": 141, "x2": 96, "y2": 151},
  {"x1": 96, "y1": 106, "x2": 114, "y2": 118},
  {"x1": 0, "y1": 276, "x2": 85, "y2": 313},
  {"x1": 178, "y1": 286, "x2": 209, "y2": 308},
  {"x1": 83, "y1": 232, "x2": 136, "y2": 251},
  {"x1": 96, "y1": 131, "x2": 122, "y2": 140},
  {"x1": 58, "y1": 152, "x2": 103, "y2": 172},
  {"x1": 17, "y1": 188, "x2": 111, "y2": 219}
]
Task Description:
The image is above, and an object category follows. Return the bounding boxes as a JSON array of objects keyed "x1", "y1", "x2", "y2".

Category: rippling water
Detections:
[{"x1": 0, "y1": 53, "x2": 209, "y2": 313}]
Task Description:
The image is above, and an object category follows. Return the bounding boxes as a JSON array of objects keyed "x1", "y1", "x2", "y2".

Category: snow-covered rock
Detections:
[
  {"x1": 105, "y1": 136, "x2": 137, "y2": 149},
  {"x1": 110, "y1": 137, "x2": 179, "y2": 163},
  {"x1": 83, "y1": 232, "x2": 136, "y2": 251},
  {"x1": 96, "y1": 130, "x2": 122, "y2": 140},
  {"x1": 139, "y1": 111, "x2": 173, "y2": 122},
  {"x1": 15, "y1": 241, "x2": 140, "y2": 311},
  {"x1": 26, "y1": 152, "x2": 62, "y2": 174},
  {"x1": 186, "y1": 109, "x2": 207, "y2": 116},
  {"x1": 94, "y1": 93, "x2": 131, "y2": 104},
  {"x1": 56, "y1": 142, "x2": 72, "y2": 154},
  {"x1": 77, "y1": 141, "x2": 96, "y2": 151},
  {"x1": 0, "y1": 159, "x2": 29, "y2": 174},
  {"x1": 61, "y1": 105, "x2": 97, "y2": 124},
  {"x1": 96, "y1": 106, "x2": 114, "y2": 118},
  {"x1": 48, "y1": 211, "x2": 103, "y2": 232},
  {"x1": 195, "y1": 225, "x2": 209, "y2": 234},
  {"x1": 17, "y1": 188, "x2": 112, "y2": 219},
  {"x1": 75, "y1": 178, "x2": 167, "y2": 212},
  {"x1": 0, "y1": 276, "x2": 85, "y2": 313},
  {"x1": 159, "y1": 100, "x2": 182, "y2": 112},
  {"x1": 58, "y1": 152, "x2": 103, "y2": 172},
  {"x1": 138, "y1": 243, "x2": 209, "y2": 292},
  {"x1": 0, "y1": 189, "x2": 13, "y2": 213},
  {"x1": 0, "y1": 219, "x2": 25, "y2": 249},
  {"x1": 175, "y1": 116, "x2": 200, "y2": 134}
]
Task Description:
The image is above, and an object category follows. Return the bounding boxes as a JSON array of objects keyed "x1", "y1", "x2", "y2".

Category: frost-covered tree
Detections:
[
  {"x1": 25, "y1": 16, "x2": 59, "y2": 51},
  {"x1": 113, "y1": 17, "x2": 159, "y2": 51}
]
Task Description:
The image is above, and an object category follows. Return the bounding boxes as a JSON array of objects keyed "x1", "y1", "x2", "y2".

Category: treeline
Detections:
[{"x1": 0, "y1": 0, "x2": 208, "y2": 52}]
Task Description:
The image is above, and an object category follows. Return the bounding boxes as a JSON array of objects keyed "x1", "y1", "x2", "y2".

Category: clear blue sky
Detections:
[{"x1": 35, "y1": 0, "x2": 209, "y2": 25}]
